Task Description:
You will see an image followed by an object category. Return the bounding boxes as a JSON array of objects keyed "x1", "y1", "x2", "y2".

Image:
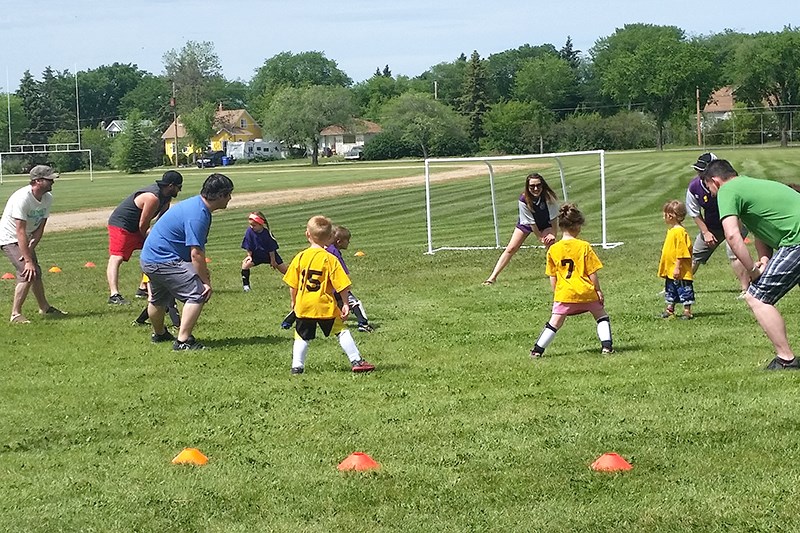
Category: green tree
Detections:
[
  {"x1": 250, "y1": 51, "x2": 352, "y2": 118},
  {"x1": 163, "y1": 40, "x2": 223, "y2": 114},
  {"x1": 0, "y1": 94, "x2": 28, "y2": 150},
  {"x1": 591, "y1": 24, "x2": 713, "y2": 149},
  {"x1": 559, "y1": 36, "x2": 582, "y2": 70},
  {"x1": 112, "y1": 110, "x2": 154, "y2": 173},
  {"x1": 381, "y1": 92, "x2": 471, "y2": 158},
  {"x1": 79, "y1": 127, "x2": 113, "y2": 169},
  {"x1": 459, "y1": 51, "x2": 489, "y2": 142},
  {"x1": 352, "y1": 74, "x2": 414, "y2": 120},
  {"x1": 47, "y1": 130, "x2": 81, "y2": 171},
  {"x1": 485, "y1": 44, "x2": 559, "y2": 103},
  {"x1": 731, "y1": 27, "x2": 800, "y2": 147},
  {"x1": 414, "y1": 54, "x2": 468, "y2": 107},
  {"x1": 120, "y1": 74, "x2": 172, "y2": 131},
  {"x1": 514, "y1": 55, "x2": 579, "y2": 113},
  {"x1": 481, "y1": 100, "x2": 553, "y2": 154},
  {"x1": 181, "y1": 103, "x2": 217, "y2": 162},
  {"x1": 77, "y1": 63, "x2": 147, "y2": 127},
  {"x1": 262, "y1": 85, "x2": 356, "y2": 166}
]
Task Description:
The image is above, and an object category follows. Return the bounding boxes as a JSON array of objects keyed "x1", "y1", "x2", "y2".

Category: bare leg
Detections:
[
  {"x1": 730, "y1": 259, "x2": 750, "y2": 292},
  {"x1": 29, "y1": 277, "x2": 51, "y2": 312},
  {"x1": 484, "y1": 228, "x2": 529, "y2": 284},
  {"x1": 177, "y1": 302, "x2": 204, "y2": 342},
  {"x1": 148, "y1": 302, "x2": 167, "y2": 335},
  {"x1": 744, "y1": 293, "x2": 793, "y2": 358},
  {"x1": 11, "y1": 281, "x2": 32, "y2": 316},
  {"x1": 107, "y1": 255, "x2": 124, "y2": 295}
]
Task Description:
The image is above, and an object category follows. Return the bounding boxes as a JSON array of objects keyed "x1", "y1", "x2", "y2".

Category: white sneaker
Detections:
[{"x1": 243, "y1": 285, "x2": 251, "y2": 292}]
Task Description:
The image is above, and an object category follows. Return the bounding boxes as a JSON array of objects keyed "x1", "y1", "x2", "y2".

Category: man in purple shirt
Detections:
[{"x1": 685, "y1": 152, "x2": 749, "y2": 296}]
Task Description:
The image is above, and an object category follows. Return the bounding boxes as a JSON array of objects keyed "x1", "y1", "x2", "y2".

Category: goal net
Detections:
[
  {"x1": 423, "y1": 150, "x2": 622, "y2": 254},
  {"x1": 0, "y1": 144, "x2": 94, "y2": 184}
]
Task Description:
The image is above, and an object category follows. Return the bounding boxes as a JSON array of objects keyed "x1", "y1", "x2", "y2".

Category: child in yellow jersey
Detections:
[
  {"x1": 658, "y1": 200, "x2": 695, "y2": 319},
  {"x1": 282, "y1": 215, "x2": 375, "y2": 375},
  {"x1": 530, "y1": 203, "x2": 613, "y2": 357}
]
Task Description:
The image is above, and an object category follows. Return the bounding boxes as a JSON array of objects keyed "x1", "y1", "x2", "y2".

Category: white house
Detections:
[{"x1": 319, "y1": 119, "x2": 382, "y2": 155}]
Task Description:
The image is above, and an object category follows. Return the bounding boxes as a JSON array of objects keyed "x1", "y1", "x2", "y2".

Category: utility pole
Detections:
[
  {"x1": 171, "y1": 81, "x2": 179, "y2": 168},
  {"x1": 434, "y1": 80, "x2": 438, "y2": 100},
  {"x1": 696, "y1": 87, "x2": 702, "y2": 147}
]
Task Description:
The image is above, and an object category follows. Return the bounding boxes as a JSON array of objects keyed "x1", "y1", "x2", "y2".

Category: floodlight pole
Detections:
[
  {"x1": 75, "y1": 67, "x2": 81, "y2": 147},
  {"x1": 172, "y1": 81, "x2": 179, "y2": 168},
  {"x1": 6, "y1": 68, "x2": 11, "y2": 151}
]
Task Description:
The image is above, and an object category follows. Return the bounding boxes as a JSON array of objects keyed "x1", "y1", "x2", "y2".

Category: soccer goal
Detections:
[
  {"x1": 423, "y1": 150, "x2": 623, "y2": 254},
  {"x1": 0, "y1": 144, "x2": 94, "y2": 184}
]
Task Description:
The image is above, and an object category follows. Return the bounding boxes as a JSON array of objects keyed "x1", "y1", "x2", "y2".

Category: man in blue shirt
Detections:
[{"x1": 141, "y1": 173, "x2": 234, "y2": 350}]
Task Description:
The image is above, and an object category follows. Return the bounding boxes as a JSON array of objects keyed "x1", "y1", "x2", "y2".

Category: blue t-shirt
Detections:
[{"x1": 141, "y1": 195, "x2": 211, "y2": 263}]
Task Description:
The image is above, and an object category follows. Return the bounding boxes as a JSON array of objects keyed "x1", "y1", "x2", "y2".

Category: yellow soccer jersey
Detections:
[
  {"x1": 546, "y1": 238, "x2": 603, "y2": 303},
  {"x1": 657, "y1": 226, "x2": 693, "y2": 281},
  {"x1": 283, "y1": 247, "x2": 352, "y2": 319}
]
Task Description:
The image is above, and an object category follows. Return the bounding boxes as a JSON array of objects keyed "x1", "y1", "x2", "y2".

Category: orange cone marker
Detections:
[
  {"x1": 171, "y1": 447, "x2": 209, "y2": 465},
  {"x1": 354, "y1": 251, "x2": 366, "y2": 257},
  {"x1": 48, "y1": 266, "x2": 62, "y2": 273},
  {"x1": 744, "y1": 237, "x2": 752, "y2": 244},
  {"x1": 1, "y1": 272, "x2": 15, "y2": 280},
  {"x1": 337, "y1": 452, "x2": 380, "y2": 471},
  {"x1": 84, "y1": 262, "x2": 96, "y2": 268},
  {"x1": 205, "y1": 257, "x2": 212, "y2": 263},
  {"x1": 591, "y1": 452, "x2": 632, "y2": 472}
]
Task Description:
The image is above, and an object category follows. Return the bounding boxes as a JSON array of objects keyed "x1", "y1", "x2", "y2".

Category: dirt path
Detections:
[{"x1": 46, "y1": 163, "x2": 536, "y2": 233}]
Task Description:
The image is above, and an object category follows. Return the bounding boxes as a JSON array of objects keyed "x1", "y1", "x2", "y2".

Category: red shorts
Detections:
[{"x1": 108, "y1": 225, "x2": 145, "y2": 261}]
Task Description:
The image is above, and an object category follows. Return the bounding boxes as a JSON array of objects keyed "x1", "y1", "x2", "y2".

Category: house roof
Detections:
[
  {"x1": 320, "y1": 119, "x2": 382, "y2": 136},
  {"x1": 704, "y1": 86, "x2": 735, "y2": 113},
  {"x1": 161, "y1": 108, "x2": 260, "y2": 140}
]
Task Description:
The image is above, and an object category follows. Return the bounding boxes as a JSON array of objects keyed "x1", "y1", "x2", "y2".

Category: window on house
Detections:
[
  {"x1": 240, "y1": 119, "x2": 247, "y2": 128},
  {"x1": 343, "y1": 134, "x2": 356, "y2": 144}
]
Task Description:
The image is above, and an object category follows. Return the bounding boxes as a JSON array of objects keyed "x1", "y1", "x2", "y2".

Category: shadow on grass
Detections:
[{"x1": 204, "y1": 335, "x2": 285, "y2": 348}]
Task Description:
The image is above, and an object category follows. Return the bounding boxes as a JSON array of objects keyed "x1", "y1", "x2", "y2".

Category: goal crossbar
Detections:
[
  {"x1": 0, "y1": 149, "x2": 94, "y2": 184},
  {"x1": 423, "y1": 150, "x2": 623, "y2": 254}
]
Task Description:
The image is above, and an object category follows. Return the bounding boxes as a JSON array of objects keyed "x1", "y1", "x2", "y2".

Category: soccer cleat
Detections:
[
  {"x1": 765, "y1": 356, "x2": 800, "y2": 370},
  {"x1": 291, "y1": 366, "x2": 304, "y2": 375},
  {"x1": 41, "y1": 306, "x2": 67, "y2": 316},
  {"x1": 243, "y1": 285, "x2": 251, "y2": 292},
  {"x1": 280, "y1": 321, "x2": 292, "y2": 330},
  {"x1": 660, "y1": 310, "x2": 675, "y2": 319},
  {"x1": 601, "y1": 347, "x2": 615, "y2": 354},
  {"x1": 530, "y1": 349, "x2": 544, "y2": 358},
  {"x1": 151, "y1": 330, "x2": 176, "y2": 343},
  {"x1": 357, "y1": 323, "x2": 374, "y2": 332},
  {"x1": 134, "y1": 288, "x2": 148, "y2": 299},
  {"x1": 173, "y1": 336, "x2": 205, "y2": 351},
  {"x1": 108, "y1": 293, "x2": 128, "y2": 305},
  {"x1": 351, "y1": 359, "x2": 375, "y2": 372}
]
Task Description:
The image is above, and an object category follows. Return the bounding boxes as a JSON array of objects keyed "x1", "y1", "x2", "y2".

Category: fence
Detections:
[{"x1": 701, "y1": 106, "x2": 800, "y2": 147}]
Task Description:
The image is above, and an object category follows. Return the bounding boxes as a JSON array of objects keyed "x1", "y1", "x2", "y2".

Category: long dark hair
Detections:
[{"x1": 522, "y1": 173, "x2": 558, "y2": 212}]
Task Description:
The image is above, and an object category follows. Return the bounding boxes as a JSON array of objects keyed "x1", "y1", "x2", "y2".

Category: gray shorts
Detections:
[
  {"x1": 692, "y1": 228, "x2": 747, "y2": 264},
  {"x1": 1, "y1": 243, "x2": 41, "y2": 283},
  {"x1": 748, "y1": 244, "x2": 800, "y2": 305},
  {"x1": 141, "y1": 260, "x2": 206, "y2": 306}
]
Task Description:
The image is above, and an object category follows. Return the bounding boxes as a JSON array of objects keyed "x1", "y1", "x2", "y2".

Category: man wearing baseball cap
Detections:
[
  {"x1": 685, "y1": 152, "x2": 750, "y2": 296},
  {"x1": 0, "y1": 165, "x2": 66, "y2": 323},
  {"x1": 106, "y1": 170, "x2": 183, "y2": 304}
]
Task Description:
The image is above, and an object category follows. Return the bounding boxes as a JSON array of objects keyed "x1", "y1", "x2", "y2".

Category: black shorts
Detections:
[{"x1": 295, "y1": 317, "x2": 343, "y2": 341}]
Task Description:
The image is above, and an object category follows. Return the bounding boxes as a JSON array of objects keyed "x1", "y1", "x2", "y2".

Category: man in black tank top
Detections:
[{"x1": 106, "y1": 170, "x2": 183, "y2": 304}]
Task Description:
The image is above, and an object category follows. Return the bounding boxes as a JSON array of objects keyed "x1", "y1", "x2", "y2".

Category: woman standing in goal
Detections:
[{"x1": 483, "y1": 173, "x2": 560, "y2": 285}]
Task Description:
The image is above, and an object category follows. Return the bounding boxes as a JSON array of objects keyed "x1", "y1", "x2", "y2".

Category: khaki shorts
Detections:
[{"x1": 1, "y1": 243, "x2": 41, "y2": 283}]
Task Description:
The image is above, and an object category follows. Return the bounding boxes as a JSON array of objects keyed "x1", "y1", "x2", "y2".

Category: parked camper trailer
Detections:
[{"x1": 227, "y1": 140, "x2": 286, "y2": 161}]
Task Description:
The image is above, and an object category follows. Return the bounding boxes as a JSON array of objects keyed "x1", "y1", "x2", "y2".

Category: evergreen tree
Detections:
[
  {"x1": 16, "y1": 70, "x2": 44, "y2": 144},
  {"x1": 382, "y1": 65, "x2": 392, "y2": 77},
  {"x1": 112, "y1": 110, "x2": 153, "y2": 173},
  {"x1": 459, "y1": 50, "x2": 489, "y2": 143},
  {"x1": 559, "y1": 36, "x2": 582, "y2": 70}
]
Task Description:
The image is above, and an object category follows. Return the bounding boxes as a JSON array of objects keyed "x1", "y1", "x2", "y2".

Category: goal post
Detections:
[
  {"x1": 423, "y1": 150, "x2": 622, "y2": 254},
  {"x1": 0, "y1": 145, "x2": 94, "y2": 184}
]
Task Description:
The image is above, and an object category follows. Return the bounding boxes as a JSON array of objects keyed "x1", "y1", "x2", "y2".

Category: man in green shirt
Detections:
[{"x1": 702, "y1": 159, "x2": 800, "y2": 370}]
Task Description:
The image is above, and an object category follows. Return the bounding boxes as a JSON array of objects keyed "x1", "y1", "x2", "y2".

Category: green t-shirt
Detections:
[{"x1": 717, "y1": 175, "x2": 800, "y2": 249}]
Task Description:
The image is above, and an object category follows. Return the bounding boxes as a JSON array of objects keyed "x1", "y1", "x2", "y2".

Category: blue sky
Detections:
[{"x1": 0, "y1": 0, "x2": 795, "y2": 90}]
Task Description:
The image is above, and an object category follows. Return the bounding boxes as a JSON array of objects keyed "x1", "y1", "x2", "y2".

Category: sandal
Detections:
[
  {"x1": 10, "y1": 313, "x2": 30, "y2": 324},
  {"x1": 482, "y1": 279, "x2": 494, "y2": 286}
]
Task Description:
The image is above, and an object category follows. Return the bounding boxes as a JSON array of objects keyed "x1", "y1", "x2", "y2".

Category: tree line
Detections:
[{"x1": 2, "y1": 24, "x2": 799, "y2": 172}]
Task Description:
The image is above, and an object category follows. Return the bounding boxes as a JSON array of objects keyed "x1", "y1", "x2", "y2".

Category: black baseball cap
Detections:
[
  {"x1": 156, "y1": 170, "x2": 183, "y2": 186},
  {"x1": 692, "y1": 152, "x2": 717, "y2": 172}
]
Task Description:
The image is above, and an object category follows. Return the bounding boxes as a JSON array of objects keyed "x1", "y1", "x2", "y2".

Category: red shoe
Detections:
[{"x1": 351, "y1": 359, "x2": 375, "y2": 372}]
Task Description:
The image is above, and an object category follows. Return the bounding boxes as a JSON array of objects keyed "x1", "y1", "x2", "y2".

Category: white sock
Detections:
[
  {"x1": 292, "y1": 338, "x2": 309, "y2": 368},
  {"x1": 337, "y1": 329, "x2": 361, "y2": 363},
  {"x1": 535, "y1": 322, "x2": 558, "y2": 349},
  {"x1": 597, "y1": 316, "x2": 612, "y2": 343}
]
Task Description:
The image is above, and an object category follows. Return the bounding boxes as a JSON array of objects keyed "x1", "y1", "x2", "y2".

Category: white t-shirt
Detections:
[{"x1": 0, "y1": 185, "x2": 53, "y2": 246}]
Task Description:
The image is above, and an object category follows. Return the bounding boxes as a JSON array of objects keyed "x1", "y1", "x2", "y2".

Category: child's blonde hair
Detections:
[
  {"x1": 663, "y1": 200, "x2": 687, "y2": 222},
  {"x1": 558, "y1": 203, "x2": 585, "y2": 232},
  {"x1": 307, "y1": 215, "x2": 334, "y2": 245}
]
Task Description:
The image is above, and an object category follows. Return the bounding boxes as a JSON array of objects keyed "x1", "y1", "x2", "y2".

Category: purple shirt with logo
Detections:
[
  {"x1": 325, "y1": 244, "x2": 349, "y2": 275},
  {"x1": 686, "y1": 176, "x2": 722, "y2": 231}
]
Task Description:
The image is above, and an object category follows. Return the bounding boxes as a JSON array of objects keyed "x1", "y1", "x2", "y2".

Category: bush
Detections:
[{"x1": 362, "y1": 131, "x2": 420, "y2": 160}]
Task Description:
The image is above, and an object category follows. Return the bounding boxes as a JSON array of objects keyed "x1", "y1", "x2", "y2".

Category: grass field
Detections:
[{"x1": 1, "y1": 149, "x2": 800, "y2": 532}]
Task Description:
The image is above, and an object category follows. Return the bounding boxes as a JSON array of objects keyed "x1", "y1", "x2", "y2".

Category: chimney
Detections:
[{"x1": 218, "y1": 102, "x2": 223, "y2": 111}]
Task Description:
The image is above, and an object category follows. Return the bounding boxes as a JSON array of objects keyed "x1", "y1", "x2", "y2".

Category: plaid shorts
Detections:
[
  {"x1": 665, "y1": 278, "x2": 695, "y2": 305},
  {"x1": 748, "y1": 244, "x2": 800, "y2": 305}
]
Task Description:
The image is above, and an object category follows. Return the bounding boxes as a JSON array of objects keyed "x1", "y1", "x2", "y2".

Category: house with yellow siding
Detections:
[{"x1": 161, "y1": 107, "x2": 263, "y2": 164}]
